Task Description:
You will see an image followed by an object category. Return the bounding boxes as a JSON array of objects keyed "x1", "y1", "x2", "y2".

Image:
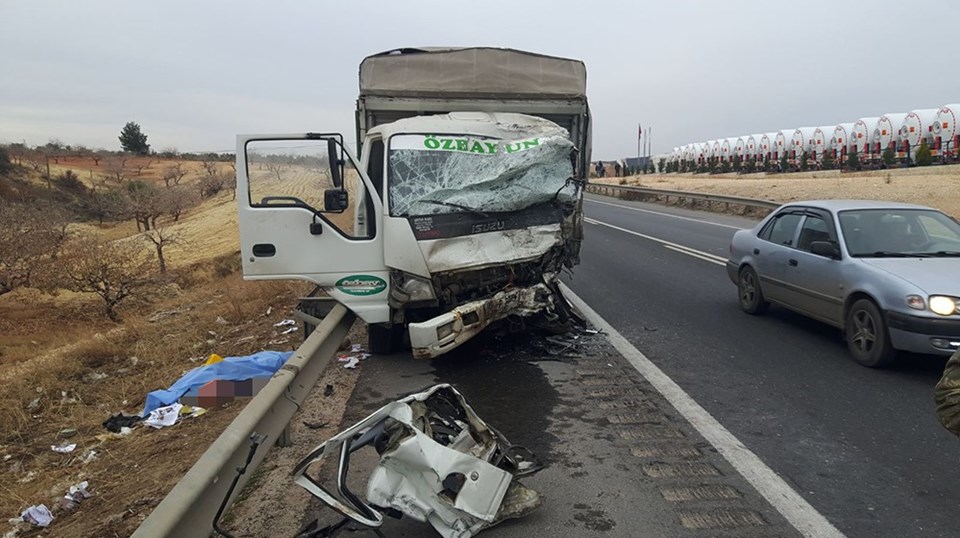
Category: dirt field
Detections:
[{"x1": 597, "y1": 164, "x2": 960, "y2": 218}]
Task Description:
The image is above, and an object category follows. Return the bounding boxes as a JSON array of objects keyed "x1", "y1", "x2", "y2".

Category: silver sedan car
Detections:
[{"x1": 726, "y1": 200, "x2": 960, "y2": 367}]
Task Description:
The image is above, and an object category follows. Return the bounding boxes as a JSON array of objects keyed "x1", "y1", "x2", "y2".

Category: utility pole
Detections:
[{"x1": 637, "y1": 123, "x2": 642, "y2": 174}]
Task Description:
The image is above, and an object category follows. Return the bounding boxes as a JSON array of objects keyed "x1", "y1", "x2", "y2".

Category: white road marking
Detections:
[
  {"x1": 585, "y1": 197, "x2": 744, "y2": 230},
  {"x1": 584, "y1": 217, "x2": 727, "y2": 264},
  {"x1": 663, "y1": 244, "x2": 725, "y2": 266},
  {"x1": 559, "y1": 283, "x2": 844, "y2": 538}
]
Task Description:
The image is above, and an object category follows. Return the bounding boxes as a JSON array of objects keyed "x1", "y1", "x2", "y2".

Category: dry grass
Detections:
[
  {"x1": 0, "y1": 249, "x2": 312, "y2": 537},
  {"x1": 598, "y1": 164, "x2": 960, "y2": 218}
]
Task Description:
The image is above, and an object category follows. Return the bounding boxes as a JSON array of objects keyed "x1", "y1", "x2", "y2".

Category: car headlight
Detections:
[{"x1": 929, "y1": 296, "x2": 959, "y2": 316}]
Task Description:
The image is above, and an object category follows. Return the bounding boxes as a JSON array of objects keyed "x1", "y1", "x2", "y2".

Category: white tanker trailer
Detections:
[
  {"x1": 851, "y1": 117, "x2": 880, "y2": 162},
  {"x1": 901, "y1": 108, "x2": 939, "y2": 160},
  {"x1": 934, "y1": 104, "x2": 960, "y2": 159},
  {"x1": 831, "y1": 122, "x2": 856, "y2": 161}
]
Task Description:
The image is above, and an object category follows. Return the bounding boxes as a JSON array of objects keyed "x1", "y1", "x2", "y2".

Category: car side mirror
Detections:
[
  {"x1": 810, "y1": 240, "x2": 841, "y2": 259},
  {"x1": 328, "y1": 138, "x2": 342, "y2": 189},
  {"x1": 324, "y1": 189, "x2": 349, "y2": 212}
]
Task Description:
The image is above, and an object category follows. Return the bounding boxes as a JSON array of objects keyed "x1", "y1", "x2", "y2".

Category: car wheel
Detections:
[
  {"x1": 738, "y1": 266, "x2": 769, "y2": 315},
  {"x1": 845, "y1": 299, "x2": 896, "y2": 368}
]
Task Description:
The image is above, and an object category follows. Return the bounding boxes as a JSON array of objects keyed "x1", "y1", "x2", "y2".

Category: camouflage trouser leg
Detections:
[{"x1": 935, "y1": 350, "x2": 960, "y2": 437}]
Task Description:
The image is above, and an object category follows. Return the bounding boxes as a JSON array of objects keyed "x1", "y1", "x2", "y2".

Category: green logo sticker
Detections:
[{"x1": 335, "y1": 275, "x2": 387, "y2": 296}]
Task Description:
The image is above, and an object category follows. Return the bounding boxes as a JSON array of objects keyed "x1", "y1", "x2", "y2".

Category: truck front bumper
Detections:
[{"x1": 408, "y1": 283, "x2": 554, "y2": 359}]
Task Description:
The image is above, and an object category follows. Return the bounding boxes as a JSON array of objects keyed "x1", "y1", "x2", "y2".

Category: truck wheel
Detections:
[
  {"x1": 368, "y1": 323, "x2": 396, "y2": 355},
  {"x1": 845, "y1": 298, "x2": 896, "y2": 368}
]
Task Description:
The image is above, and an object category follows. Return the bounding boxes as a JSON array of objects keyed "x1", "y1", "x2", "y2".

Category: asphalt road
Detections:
[{"x1": 567, "y1": 194, "x2": 959, "y2": 537}]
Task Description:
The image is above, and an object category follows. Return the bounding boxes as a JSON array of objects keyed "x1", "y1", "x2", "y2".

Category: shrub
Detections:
[
  {"x1": 914, "y1": 140, "x2": 933, "y2": 166},
  {"x1": 847, "y1": 149, "x2": 859, "y2": 170},
  {"x1": 882, "y1": 147, "x2": 896, "y2": 166}
]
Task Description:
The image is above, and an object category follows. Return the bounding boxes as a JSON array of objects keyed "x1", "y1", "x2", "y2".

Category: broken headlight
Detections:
[{"x1": 391, "y1": 271, "x2": 436, "y2": 303}]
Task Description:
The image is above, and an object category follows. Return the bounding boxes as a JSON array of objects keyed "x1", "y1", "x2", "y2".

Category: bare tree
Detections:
[
  {"x1": 133, "y1": 160, "x2": 149, "y2": 176},
  {"x1": 0, "y1": 203, "x2": 69, "y2": 296},
  {"x1": 163, "y1": 185, "x2": 200, "y2": 221},
  {"x1": 201, "y1": 159, "x2": 219, "y2": 177},
  {"x1": 161, "y1": 162, "x2": 188, "y2": 187},
  {"x1": 90, "y1": 151, "x2": 104, "y2": 166},
  {"x1": 7, "y1": 143, "x2": 27, "y2": 166},
  {"x1": 23, "y1": 151, "x2": 45, "y2": 174},
  {"x1": 123, "y1": 181, "x2": 165, "y2": 231},
  {"x1": 55, "y1": 235, "x2": 154, "y2": 322},
  {"x1": 143, "y1": 226, "x2": 180, "y2": 273},
  {"x1": 101, "y1": 157, "x2": 127, "y2": 185},
  {"x1": 266, "y1": 161, "x2": 284, "y2": 181}
]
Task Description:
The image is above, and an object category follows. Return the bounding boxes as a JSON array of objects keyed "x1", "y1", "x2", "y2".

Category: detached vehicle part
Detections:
[{"x1": 292, "y1": 384, "x2": 543, "y2": 537}]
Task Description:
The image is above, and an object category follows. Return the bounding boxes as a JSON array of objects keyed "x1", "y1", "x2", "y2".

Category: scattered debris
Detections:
[
  {"x1": 80, "y1": 449, "x2": 99, "y2": 465},
  {"x1": 215, "y1": 316, "x2": 230, "y2": 325},
  {"x1": 25, "y1": 395, "x2": 42, "y2": 412},
  {"x1": 50, "y1": 443, "x2": 76, "y2": 454},
  {"x1": 58, "y1": 481, "x2": 92, "y2": 512},
  {"x1": 323, "y1": 384, "x2": 334, "y2": 397},
  {"x1": 294, "y1": 384, "x2": 544, "y2": 538},
  {"x1": 95, "y1": 427, "x2": 133, "y2": 443},
  {"x1": 144, "y1": 403, "x2": 183, "y2": 429},
  {"x1": 102, "y1": 413, "x2": 143, "y2": 433},
  {"x1": 342, "y1": 357, "x2": 360, "y2": 369},
  {"x1": 19, "y1": 504, "x2": 53, "y2": 527},
  {"x1": 280, "y1": 327, "x2": 298, "y2": 335},
  {"x1": 56, "y1": 429, "x2": 77, "y2": 439},
  {"x1": 273, "y1": 319, "x2": 296, "y2": 327}
]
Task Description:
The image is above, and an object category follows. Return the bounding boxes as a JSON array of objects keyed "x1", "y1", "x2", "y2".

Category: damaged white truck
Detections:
[{"x1": 236, "y1": 47, "x2": 591, "y2": 358}]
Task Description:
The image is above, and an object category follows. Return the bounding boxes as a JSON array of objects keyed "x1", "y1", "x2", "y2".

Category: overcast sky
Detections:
[{"x1": 2, "y1": 1, "x2": 959, "y2": 160}]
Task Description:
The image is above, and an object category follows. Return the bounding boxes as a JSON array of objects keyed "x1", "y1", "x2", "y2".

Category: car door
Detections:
[
  {"x1": 236, "y1": 134, "x2": 389, "y2": 323},
  {"x1": 754, "y1": 209, "x2": 803, "y2": 303},
  {"x1": 783, "y1": 210, "x2": 845, "y2": 326}
]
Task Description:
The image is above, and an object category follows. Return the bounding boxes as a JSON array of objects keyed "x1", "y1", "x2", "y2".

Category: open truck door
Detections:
[{"x1": 236, "y1": 134, "x2": 388, "y2": 323}]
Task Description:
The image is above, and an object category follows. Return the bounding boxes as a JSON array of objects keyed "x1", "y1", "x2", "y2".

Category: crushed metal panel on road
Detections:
[{"x1": 292, "y1": 384, "x2": 544, "y2": 538}]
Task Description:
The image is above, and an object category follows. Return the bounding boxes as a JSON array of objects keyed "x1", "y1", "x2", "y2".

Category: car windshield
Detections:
[
  {"x1": 838, "y1": 208, "x2": 960, "y2": 257},
  {"x1": 387, "y1": 133, "x2": 576, "y2": 217}
]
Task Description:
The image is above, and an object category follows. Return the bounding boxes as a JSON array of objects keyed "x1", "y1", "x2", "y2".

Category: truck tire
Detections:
[{"x1": 368, "y1": 323, "x2": 396, "y2": 355}]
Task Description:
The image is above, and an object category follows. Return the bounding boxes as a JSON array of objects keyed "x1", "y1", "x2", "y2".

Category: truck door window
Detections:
[
  {"x1": 366, "y1": 138, "x2": 385, "y2": 200},
  {"x1": 245, "y1": 139, "x2": 374, "y2": 239}
]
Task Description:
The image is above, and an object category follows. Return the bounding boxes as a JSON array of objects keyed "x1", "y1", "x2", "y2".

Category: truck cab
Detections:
[{"x1": 235, "y1": 48, "x2": 590, "y2": 358}]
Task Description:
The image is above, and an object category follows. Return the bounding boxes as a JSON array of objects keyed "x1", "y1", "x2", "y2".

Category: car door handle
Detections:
[
  {"x1": 788, "y1": 259, "x2": 798, "y2": 266},
  {"x1": 753, "y1": 248, "x2": 760, "y2": 255}
]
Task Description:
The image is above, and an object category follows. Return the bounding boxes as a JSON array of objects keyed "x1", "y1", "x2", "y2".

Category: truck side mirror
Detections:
[
  {"x1": 328, "y1": 138, "x2": 342, "y2": 189},
  {"x1": 324, "y1": 188, "x2": 349, "y2": 212}
]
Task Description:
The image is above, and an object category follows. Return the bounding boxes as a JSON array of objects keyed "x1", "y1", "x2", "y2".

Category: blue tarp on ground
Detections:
[{"x1": 143, "y1": 351, "x2": 293, "y2": 414}]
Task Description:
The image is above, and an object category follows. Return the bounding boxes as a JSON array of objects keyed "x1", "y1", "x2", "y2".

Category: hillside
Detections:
[{"x1": 0, "y1": 155, "x2": 336, "y2": 537}]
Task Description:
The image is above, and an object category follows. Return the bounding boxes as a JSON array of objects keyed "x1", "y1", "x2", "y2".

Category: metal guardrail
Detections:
[
  {"x1": 586, "y1": 183, "x2": 780, "y2": 215},
  {"x1": 132, "y1": 304, "x2": 355, "y2": 538}
]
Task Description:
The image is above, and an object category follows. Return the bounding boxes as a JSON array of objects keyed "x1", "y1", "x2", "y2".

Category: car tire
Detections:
[
  {"x1": 738, "y1": 266, "x2": 769, "y2": 315},
  {"x1": 845, "y1": 299, "x2": 897, "y2": 368}
]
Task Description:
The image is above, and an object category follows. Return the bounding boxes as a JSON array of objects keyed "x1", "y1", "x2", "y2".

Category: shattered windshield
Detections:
[{"x1": 387, "y1": 132, "x2": 576, "y2": 217}]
